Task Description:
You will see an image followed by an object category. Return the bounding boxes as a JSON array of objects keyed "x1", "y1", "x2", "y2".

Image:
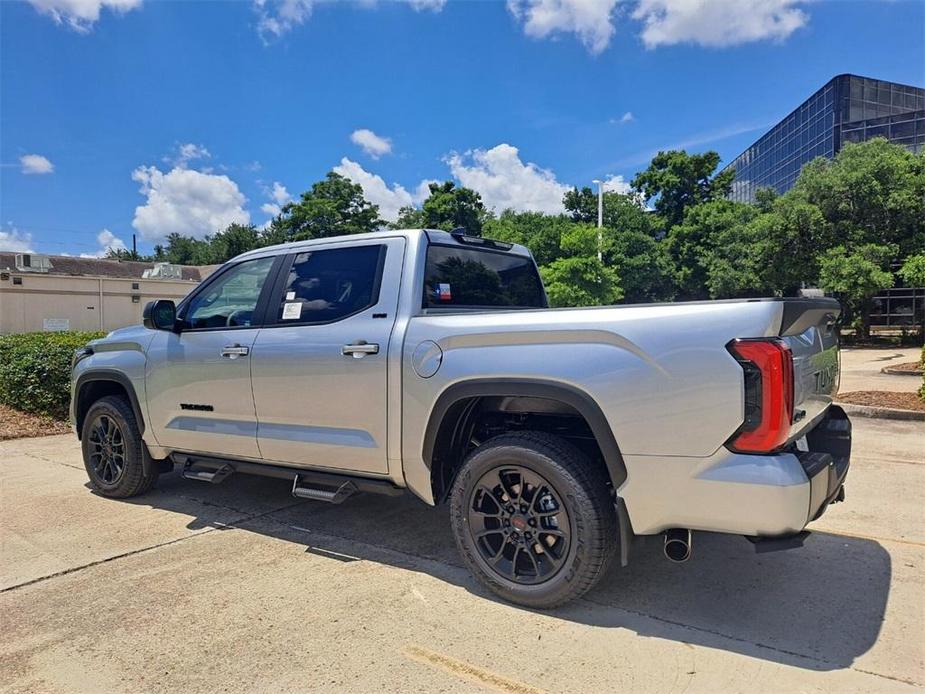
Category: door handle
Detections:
[
  {"x1": 342, "y1": 341, "x2": 379, "y2": 358},
  {"x1": 221, "y1": 344, "x2": 249, "y2": 359}
]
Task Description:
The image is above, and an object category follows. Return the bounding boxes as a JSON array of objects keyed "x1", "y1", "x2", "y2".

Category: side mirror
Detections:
[{"x1": 143, "y1": 299, "x2": 178, "y2": 332}]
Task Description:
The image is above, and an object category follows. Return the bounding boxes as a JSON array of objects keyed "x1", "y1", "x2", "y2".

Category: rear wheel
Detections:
[
  {"x1": 449, "y1": 432, "x2": 617, "y2": 608},
  {"x1": 81, "y1": 395, "x2": 157, "y2": 498}
]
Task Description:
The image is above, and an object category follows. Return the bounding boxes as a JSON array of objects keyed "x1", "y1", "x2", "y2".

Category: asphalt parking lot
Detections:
[{"x1": 1, "y1": 416, "x2": 923, "y2": 693}]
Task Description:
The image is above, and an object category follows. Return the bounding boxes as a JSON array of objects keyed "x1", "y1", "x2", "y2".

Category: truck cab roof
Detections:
[{"x1": 234, "y1": 228, "x2": 533, "y2": 263}]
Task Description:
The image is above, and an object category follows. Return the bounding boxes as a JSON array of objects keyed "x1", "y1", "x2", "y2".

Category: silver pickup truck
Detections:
[{"x1": 70, "y1": 228, "x2": 850, "y2": 607}]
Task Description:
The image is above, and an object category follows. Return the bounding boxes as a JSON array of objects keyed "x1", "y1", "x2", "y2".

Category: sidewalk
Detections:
[{"x1": 838, "y1": 347, "x2": 922, "y2": 394}]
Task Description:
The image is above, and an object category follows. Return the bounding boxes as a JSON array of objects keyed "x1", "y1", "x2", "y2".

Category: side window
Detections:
[
  {"x1": 274, "y1": 245, "x2": 384, "y2": 325},
  {"x1": 181, "y1": 256, "x2": 275, "y2": 329}
]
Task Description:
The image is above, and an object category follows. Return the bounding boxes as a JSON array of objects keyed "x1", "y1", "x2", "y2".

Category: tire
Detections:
[
  {"x1": 449, "y1": 431, "x2": 617, "y2": 609},
  {"x1": 81, "y1": 395, "x2": 158, "y2": 498}
]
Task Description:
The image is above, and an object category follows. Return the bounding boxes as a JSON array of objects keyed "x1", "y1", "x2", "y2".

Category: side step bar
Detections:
[
  {"x1": 292, "y1": 477, "x2": 358, "y2": 504},
  {"x1": 182, "y1": 462, "x2": 234, "y2": 484},
  {"x1": 172, "y1": 453, "x2": 404, "y2": 503}
]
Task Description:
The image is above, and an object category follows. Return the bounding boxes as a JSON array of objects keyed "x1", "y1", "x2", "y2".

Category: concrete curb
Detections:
[
  {"x1": 837, "y1": 401, "x2": 925, "y2": 422},
  {"x1": 880, "y1": 365, "x2": 923, "y2": 376}
]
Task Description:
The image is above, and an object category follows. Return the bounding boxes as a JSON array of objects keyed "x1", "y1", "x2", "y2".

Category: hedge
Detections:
[{"x1": 0, "y1": 331, "x2": 106, "y2": 419}]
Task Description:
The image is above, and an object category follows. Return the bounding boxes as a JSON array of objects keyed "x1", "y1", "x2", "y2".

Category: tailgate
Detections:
[{"x1": 778, "y1": 299, "x2": 842, "y2": 443}]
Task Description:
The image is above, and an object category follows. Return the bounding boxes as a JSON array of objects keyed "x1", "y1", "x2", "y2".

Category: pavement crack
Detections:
[
  {"x1": 22, "y1": 451, "x2": 84, "y2": 471},
  {"x1": 0, "y1": 499, "x2": 308, "y2": 595},
  {"x1": 851, "y1": 666, "x2": 921, "y2": 686},
  {"x1": 0, "y1": 532, "x2": 217, "y2": 595}
]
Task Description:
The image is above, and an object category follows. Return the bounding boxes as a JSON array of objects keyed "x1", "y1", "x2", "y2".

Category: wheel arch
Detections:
[
  {"x1": 74, "y1": 370, "x2": 145, "y2": 440},
  {"x1": 422, "y1": 378, "x2": 627, "y2": 503}
]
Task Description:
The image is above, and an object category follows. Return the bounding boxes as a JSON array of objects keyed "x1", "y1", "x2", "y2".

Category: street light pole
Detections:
[{"x1": 592, "y1": 179, "x2": 603, "y2": 262}]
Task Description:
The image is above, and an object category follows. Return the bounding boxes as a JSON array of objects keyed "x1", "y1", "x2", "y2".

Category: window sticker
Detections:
[
  {"x1": 282, "y1": 302, "x2": 302, "y2": 320},
  {"x1": 286, "y1": 291, "x2": 296, "y2": 301},
  {"x1": 437, "y1": 283, "x2": 452, "y2": 301}
]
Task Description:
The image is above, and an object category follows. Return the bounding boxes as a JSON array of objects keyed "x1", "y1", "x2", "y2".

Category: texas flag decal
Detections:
[{"x1": 437, "y1": 283, "x2": 452, "y2": 301}]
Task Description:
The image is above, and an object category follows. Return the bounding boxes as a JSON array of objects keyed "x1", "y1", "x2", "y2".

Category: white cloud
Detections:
[
  {"x1": 600, "y1": 174, "x2": 632, "y2": 194},
  {"x1": 253, "y1": 0, "x2": 444, "y2": 41},
  {"x1": 269, "y1": 181, "x2": 291, "y2": 205},
  {"x1": 131, "y1": 165, "x2": 250, "y2": 242},
  {"x1": 613, "y1": 111, "x2": 634, "y2": 124},
  {"x1": 260, "y1": 181, "x2": 293, "y2": 218},
  {"x1": 405, "y1": 0, "x2": 446, "y2": 10},
  {"x1": 254, "y1": 0, "x2": 313, "y2": 42},
  {"x1": 27, "y1": 0, "x2": 142, "y2": 32},
  {"x1": 633, "y1": 0, "x2": 808, "y2": 48},
  {"x1": 20, "y1": 154, "x2": 55, "y2": 175},
  {"x1": 79, "y1": 229, "x2": 128, "y2": 258},
  {"x1": 96, "y1": 229, "x2": 127, "y2": 254},
  {"x1": 446, "y1": 144, "x2": 570, "y2": 215},
  {"x1": 507, "y1": 0, "x2": 620, "y2": 55},
  {"x1": 350, "y1": 129, "x2": 393, "y2": 159},
  {"x1": 166, "y1": 142, "x2": 211, "y2": 168},
  {"x1": 0, "y1": 227, "x2": 35, "y2": 253},
  {"x1": 333, "y1": 158, "x2": 432, "y2": 222}
]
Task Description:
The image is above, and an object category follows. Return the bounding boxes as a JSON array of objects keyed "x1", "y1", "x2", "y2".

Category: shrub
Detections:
[{"x1": 0, "y1": 331, "x2": 106, "y2": 419}]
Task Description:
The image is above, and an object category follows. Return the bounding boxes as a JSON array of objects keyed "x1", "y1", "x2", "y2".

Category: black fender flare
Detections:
[
  {"x1": 74, "y1": 369, "x2": 146, "y2": 438},
  {"x1": 422, "y1": 378, "x2": 628, "y2": 489}
]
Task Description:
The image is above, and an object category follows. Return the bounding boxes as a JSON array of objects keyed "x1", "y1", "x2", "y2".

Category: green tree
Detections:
[
  {"x1": 606, "y1": 231, "x2": 676, "y2": 303},
  {"x1": 702, "y1": 196, "x2": 828, "y2": 298},
  {"x1": 392, "y1": 205, "x2": 425, "y2": 230},
  {"x1": 482, "y1": 211, "x2": 572, "y2": 266},
  {"x1": 413, "y1": 181, "x2": 488, "y2": 235},
  {"x1": 793, "y1": 138, "x2": 925, "y2": 257},
  {"x1": 818, "y1": 244, "x2": 897, "y2": 339},
  {"x1": 898, "y1": 254, "x2": 925, "y2": 287},
  {"x1": 535, "y1": 223, "x2": 620, "y2": 306},
  {"x1": 665, "y1": 199, "x2": 758, "y2": 299},
  {"x1": 563, "y1": 189, "x2": 659, "y2": 237},
  {"x1": 754, "y1": 187, "x2": 779, "y2": 213},
  {"x1": 268, "y1": 172, "x2": 383, "y2": 242},
  {"x1": 209, "y1": 223, "x2": 261, "y2": 263},
  {"x1": 157, "y1": 233, "x2": 213, "y2": 265},
  {"x1": 631, "y1": 150, "x2": 734, "y2": 229},
  {"x1": 540, "y1": 256, "x2": 621, "y2": 308},
  {"x1": 104, "y1": 248, "x2": 154, "y2": 262}
]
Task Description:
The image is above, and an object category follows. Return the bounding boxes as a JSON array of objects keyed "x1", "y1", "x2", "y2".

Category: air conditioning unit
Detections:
[
  {"x1": 142, "y1": 262, "x2": 183, "y2": 280},
  {"x1": 15, "y1": 254, "x2": 52, "y2": 273}
]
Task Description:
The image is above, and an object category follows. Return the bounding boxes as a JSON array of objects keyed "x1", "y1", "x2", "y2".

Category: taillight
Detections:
[{"x1": 726, "y1": 338, "x2": 794, "y2": 454}]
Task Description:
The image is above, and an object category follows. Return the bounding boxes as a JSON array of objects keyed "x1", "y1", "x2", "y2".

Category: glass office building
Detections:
[{"x1": 725, "y1": 74, "x2": 925, "y2": 203}]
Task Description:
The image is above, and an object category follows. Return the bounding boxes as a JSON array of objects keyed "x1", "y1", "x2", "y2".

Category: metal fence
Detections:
[{"x1": 869, "y1": 286, "x2": 925, "y2": 331}]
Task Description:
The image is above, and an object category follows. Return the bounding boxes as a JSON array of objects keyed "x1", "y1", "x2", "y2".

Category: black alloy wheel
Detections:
[
  {"x1": 81, "y1": 395, "x2": 159, "y2": 498},
  {"x1": 87, "y1": 413, "x2": 126, "y2": 485},
  {"x1": 467, "y1": 465, "x2": 571, "y2": 585},
  {"x1": 449, "y1": 432, "x2": 618, "y2": 608}
]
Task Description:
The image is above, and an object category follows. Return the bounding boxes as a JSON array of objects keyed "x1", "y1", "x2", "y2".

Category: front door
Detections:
[
  {"x1": 251, "y1": 238, "x2": 404, "y2": 474},
  {"x1": 145, "y1": 255, "x2": 278, "y2": 459}
]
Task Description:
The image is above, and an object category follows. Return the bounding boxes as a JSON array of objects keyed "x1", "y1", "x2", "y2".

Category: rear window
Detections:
[{"x1": 423, "y1": 244, "x2": 546, "y2": 309}]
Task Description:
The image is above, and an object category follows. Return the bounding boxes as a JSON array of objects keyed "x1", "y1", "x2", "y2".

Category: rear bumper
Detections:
[
  {"x1": 619, "y1": 405, "x2": 852, "y2": 537},
  {"x1": 800, "y1": 405, "x2": 851, "y2": 523}
]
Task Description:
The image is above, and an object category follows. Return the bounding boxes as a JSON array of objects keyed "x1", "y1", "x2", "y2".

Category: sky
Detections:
[{"x1": 1, "y1": 0, "x2": 924, "y2": 258}]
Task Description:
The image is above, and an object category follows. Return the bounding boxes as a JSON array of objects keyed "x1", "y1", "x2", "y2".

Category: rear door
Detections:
[{"x1": 250, "y1": 238, "x2": 404, "y2": 474}]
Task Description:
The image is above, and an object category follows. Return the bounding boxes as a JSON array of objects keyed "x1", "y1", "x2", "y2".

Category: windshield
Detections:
[{"x1": 423, "y1": 244, "x2": 547, "y2": 310}]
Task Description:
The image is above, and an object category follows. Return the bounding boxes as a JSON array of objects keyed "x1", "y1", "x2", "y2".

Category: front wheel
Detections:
[
  {"x1": 449, "y1": 432, "x2": 617, "y2": 608},
  {"x1": 81, "y1": 395, "x2": 158, "y2": 498}
]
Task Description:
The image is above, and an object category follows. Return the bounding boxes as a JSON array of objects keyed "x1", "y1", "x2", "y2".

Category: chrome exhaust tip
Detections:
[{"x1": 664, "y1": 528, "x2": 692, "y2": 563}]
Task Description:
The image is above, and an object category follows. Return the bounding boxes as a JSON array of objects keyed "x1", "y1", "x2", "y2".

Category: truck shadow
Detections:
[{"x1": 116, "y1": 470, "x2": 892, "y2": 673}]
